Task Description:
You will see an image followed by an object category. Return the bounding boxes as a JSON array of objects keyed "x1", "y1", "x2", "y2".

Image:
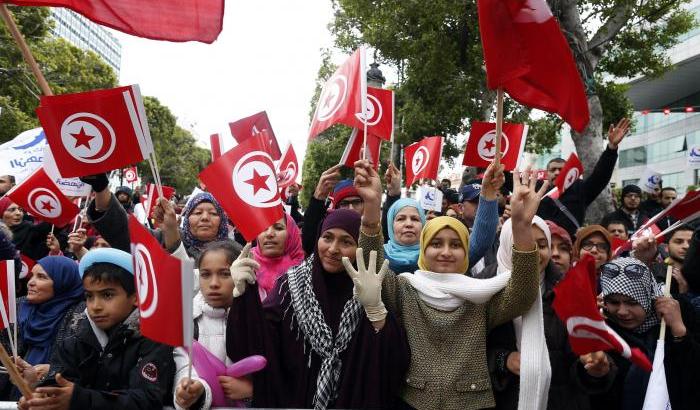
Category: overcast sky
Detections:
[{"x1": 114, "y1": 0, "x2": 338, "y2": 167}]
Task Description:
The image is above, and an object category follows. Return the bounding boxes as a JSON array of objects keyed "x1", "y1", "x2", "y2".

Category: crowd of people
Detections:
[{"x1": 0, "y1": 117, "x2": 697, "y2": 410}]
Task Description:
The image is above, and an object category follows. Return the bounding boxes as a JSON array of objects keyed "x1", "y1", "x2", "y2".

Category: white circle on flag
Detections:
[
  {"x1": 232, "y1": 151, "x2": 282, "y2": 208},
  {"x1": 412, "y1": 146, "x2": 430, "y2": 176},
  {"x1": 125, "y1": 169, "x2": 137, "y2": 183},
  {"x1": 477, "y1": 130, "x2": 510, "y2": 162},
  {"x1": 60, "y1": 112, "x2": 116, "y2": 163},
  {"x1": 133, "y1": 243, "x2": 159, "y2": 319},
  {"x1": 563, "y1": 168, "x2": 580, "y2": 190},
  {"x1": 316, "y1": 75, "x2": 348, "y2": 122},
  {"x1": 27, "y1": 188, "x2": 62, "y2": 219},
  {"x1": 19, "y1": 261, "x2": 29, "y2": 280},
  {"x1": 354, "y1": 94, "x2": 383, "y2": 126},
  {"x1": 277, "y1": 162, "x2": 297, "y2": 188}
]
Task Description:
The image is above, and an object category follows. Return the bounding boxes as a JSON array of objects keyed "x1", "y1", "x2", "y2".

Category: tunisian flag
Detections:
[
  {"x1": 276, "y1": 144, "x2": 299, "y2": 189},
  {"x1": 210, "y1": 133, "x2": 224, "y2": 162},
  {"x1": 199, "y1": 135, "x2": 284, "y2": 241},
  {"x1": 404, "y1": 136, "x2": 443, "y2": 187},
  {"x1": 349, "y1": 86, "x2": 395, "y2": 141},
  {"x1": 0, "y1": 260, "x2": 16, "y2": 332},
  {"x1": 478, "y1": 0, "x2": 590, "y2": 132},
  {"x1": 6, "y1": 167, "x2": 79, "y2": 227},
  {"x1": 7, "y1": 0, "x2": 224, "y2": 43},
  {"x1": 309, "y1": 48, "x2": 367, "y2": 139},
  {"x1": 36, "y1": 85, "x2": 153, "y2": 178},
  {"x1": 228, "y1": 111, "x2": 282, "y2": 160},
  {"x1": 554, "y1": 153, "x2": 584, "y2": 194},
  {"x1": 339, "y1": 128, "x2": 382, "y2": 170},
  {"x1": 129, "y1": 215, "x2": 193, "y2": 347},
  {"x1": 463, "y1": 121, "x2": 527, "y2": 170},
  {"x1": 552, "y1": 255, "x2": 652, "y2": 372},
  {"x1": 143, "y1": 183, "x2": 176, "y2": 218}
]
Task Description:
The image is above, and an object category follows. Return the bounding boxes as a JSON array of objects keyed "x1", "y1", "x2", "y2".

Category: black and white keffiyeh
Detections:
[
  {"x1": 600, "y1": 257, "x2": 663, "y2": 333},
  {"x1": 286, "y1": 257, "x2": 363, "y2": 409}
]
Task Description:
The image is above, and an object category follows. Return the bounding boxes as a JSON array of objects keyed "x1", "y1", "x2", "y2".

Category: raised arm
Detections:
[
  {"x1": 581, "y1": 118, "x2": 629, "y2": 205},
  {"x1": 469, "y1": 161, "x2": 504, "y2": 267}
]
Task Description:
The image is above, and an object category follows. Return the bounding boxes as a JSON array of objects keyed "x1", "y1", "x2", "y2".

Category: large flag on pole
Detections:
[
  {"x1": 7, "y1": 0, "x2": 224, "y2": 43},
  {"x1": 478, "y1": 0, "x2": 590, "y2": 132},
  {"x1": 308, "y1": 48, "x2": 367, "y2": 139},
  {"x1": 36, "y1": 85, "x2": 153, "y2": 178},
  {"x1": 129, "y1": 215, "x2": 193, "y2": 347}
]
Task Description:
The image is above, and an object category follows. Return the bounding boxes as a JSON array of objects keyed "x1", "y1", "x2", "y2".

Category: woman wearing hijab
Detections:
[
  {"x1": 383, "y1": 199, "x2": 426, "y2": 273},
  {"x1": 352, "y1": 164, "x2": 546, "y2": 410},
  {"x1": 487, "y1": 217, "x2": 614, "y2": 410},
  {"x1": 593, "y1": 257, "x2": 700, "y2": 410},
  {"x1": 0, "y1": 197, "x2": 61, "y2": 263},
  {"x1": 251, "y1": 213, "x2": 305, "y2": 301},
  {"x1": 573, "y1": 225, "x2": 613, "y2": 271},
  {"x1": 0, "y1": 256, "x2": 84, "y2": 399}
]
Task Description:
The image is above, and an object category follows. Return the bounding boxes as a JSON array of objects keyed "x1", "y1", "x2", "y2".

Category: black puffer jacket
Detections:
[
  {"x1": 42, "y1": 308, "x2": 175, "y2": 410},
  {"x1": 487, "y1": 263, "x2": 617, "y2": 410}
]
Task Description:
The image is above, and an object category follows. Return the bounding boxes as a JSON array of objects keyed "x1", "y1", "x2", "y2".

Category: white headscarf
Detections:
[{"x1": 496, "y1": 217, "x2": 552, "y2": 410}]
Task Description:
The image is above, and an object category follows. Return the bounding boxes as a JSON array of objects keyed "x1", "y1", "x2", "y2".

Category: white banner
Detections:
[
  {"x1": 418, "y1": 185, "x2": 443, "y2": 212},
  {"x1": 688, "y1": 145, "x2": 700, "y2": 169}
]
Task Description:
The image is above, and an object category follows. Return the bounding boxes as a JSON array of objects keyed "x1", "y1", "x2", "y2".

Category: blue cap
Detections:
[
  {"x1": 459, "y1": 183, "x2": 482, "y2": 202},
  {"x1": 79, "y1": 248, "x2": 133, "y2": 278}
]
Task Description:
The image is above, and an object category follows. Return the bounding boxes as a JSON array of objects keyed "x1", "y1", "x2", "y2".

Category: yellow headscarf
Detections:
[{"x1": 417, "y1": 216, "x2": 470, "y2": 273}]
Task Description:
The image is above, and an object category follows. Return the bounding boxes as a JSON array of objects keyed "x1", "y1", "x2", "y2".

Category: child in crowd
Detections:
[
  {"x1": 18, "y1": 248, "x2": 175, "y2": 410},
  {"x1": 173, "y1": 241, "x2": 253, "y2": 409}
]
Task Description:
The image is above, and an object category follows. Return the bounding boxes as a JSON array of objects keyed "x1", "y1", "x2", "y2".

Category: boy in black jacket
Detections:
[{"x1": 19, "y1": 248, "x2": 174, "y2": 410}]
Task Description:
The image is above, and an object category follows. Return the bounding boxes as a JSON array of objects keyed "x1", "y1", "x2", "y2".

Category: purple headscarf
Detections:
[{"x1": 181, "y1": 193, "x2": 230, "y2": 253}]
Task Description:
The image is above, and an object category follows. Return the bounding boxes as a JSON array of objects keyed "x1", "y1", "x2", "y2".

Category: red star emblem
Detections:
[
  {"x1": 483, "y1": 138, "x2": 496, "y2": 152},
  {"x1": 71, "y1": 127, "x2": 95, "y2": 149},
  {"x1": 40, "y1": 200, "x2": 55, "y2": 213},
  {"x1": 244, "y1": 169, "x2": 270, "y2": 195}
]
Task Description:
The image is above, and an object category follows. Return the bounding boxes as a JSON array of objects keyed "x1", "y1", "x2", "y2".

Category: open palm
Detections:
[{"x1": 510, "y1": 168, "x2": 549, "y2": 225}]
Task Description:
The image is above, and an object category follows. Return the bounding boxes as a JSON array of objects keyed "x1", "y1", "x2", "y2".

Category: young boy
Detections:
[{"x1": 19, "y1": 248, "x2": 175, "y2": 409}]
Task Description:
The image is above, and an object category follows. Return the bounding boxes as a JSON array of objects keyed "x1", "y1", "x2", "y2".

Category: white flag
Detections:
[
  {"x1": 639, "y1": 167, "x2": 662, "y2": 194},
  {"x1": 642, "y1": 340, "x2": 671, "y2": 410}
]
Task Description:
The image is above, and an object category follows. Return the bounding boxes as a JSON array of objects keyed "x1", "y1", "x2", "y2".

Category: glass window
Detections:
[
  {"x1": 661, "y1": 172, "x2": 685, "y2": 191},
  {"x1": 619, "y1": 146, "x2": 647, "y2": 168}
]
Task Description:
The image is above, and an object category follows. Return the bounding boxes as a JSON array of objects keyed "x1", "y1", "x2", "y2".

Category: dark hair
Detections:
[
  {"x1": 666, "y1": 224, "x2": 694, "y2": 243},
  {"x1": 606, "y1": 220, "x2": 627, "y2": 228},
  {"x1": 547, "y1": 158, "x2": 566, "y2": 168},
  {"x1": 661, "y1": 187, "x2": 676, "y2": 193},
  {"x1": 83, "y1": 262, "x2": 135, "y2": 295},
  {"x1": 196, "y1": 240, "x2": 239, "y2": 269}
]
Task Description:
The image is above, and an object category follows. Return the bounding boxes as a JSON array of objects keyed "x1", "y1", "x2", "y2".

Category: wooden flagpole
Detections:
[
  {"x1": 0, "y1": 5, "x2": 53, "y2": 96},
  {"x1": 494, "y1": 88, "x2": 504, "y2": 167},
  {"x1": 0, "y1": 343, "x2": 33, "y2": 399}
]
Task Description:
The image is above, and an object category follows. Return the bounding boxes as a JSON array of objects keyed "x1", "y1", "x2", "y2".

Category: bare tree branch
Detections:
[{"x1": 587, "y1": 3, "x2": 635, "y2": 52}]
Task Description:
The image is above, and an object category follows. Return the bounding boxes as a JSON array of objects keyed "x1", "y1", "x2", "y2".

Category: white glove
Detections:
[
  {"x1": 231, "y1": 243, "x2": 260, "y2": 298},
  {"x1": 342, "y1": 249, "x2": 388, "y2": 322}
]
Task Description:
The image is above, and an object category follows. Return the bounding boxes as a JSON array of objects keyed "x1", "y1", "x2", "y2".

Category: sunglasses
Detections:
[{"x1": 600, "y1": 262, "x2": 648, "y2": 280}]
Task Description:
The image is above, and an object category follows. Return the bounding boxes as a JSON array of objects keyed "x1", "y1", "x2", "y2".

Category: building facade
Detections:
[
  {"x1": 615, "y1": 0, "x2": 700, "y2": 191},
  {"x1": 50, "y1": 8, "x2": 122, "y2": 75}
]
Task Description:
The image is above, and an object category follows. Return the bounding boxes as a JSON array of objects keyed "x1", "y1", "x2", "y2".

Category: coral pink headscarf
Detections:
[{"x1": 252, "y1": 213, "x2": 304, "y2": 300}]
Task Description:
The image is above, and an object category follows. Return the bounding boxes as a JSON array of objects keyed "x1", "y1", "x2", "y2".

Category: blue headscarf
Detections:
[
  {"x1": 383, "y1": 199, "x2": 426, "y2": 273},
  {"x1": 181, "y1": 193, "x2": 230, "y2": 253},
  {"x1": 19, "y1": 256, "x2": 83, "y2": 365}
]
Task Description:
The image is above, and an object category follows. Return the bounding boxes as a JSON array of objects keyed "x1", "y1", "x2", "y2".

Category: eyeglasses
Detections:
[
  {"x1": 581, "y1": 241, "x2": 610, "y2": 252},
  {"x1": 337, "y1": 198, "x2": 364, "y2": 209},
  {"x1": 600, "y1": 262, "x2": 648, "y2": 280}
]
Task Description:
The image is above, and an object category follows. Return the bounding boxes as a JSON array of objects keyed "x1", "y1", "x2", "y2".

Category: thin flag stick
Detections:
[
  {"x1": 12, "y1": 323, "x2": 17, "y2": 360},
  {"x1": 494, "y1": 88, "x2": 504, "y2": 167},
  {"x1": 659, "y1": 261, "x2": 673, "y2": 340},
  {"x1": 0, "y1": 343, "x2": 32, "y2": 399},
  {"x1": 0, "y1": 5, "x2": 53, "y2": 96}
]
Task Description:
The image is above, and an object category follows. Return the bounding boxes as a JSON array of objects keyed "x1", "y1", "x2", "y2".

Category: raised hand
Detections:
[
  {"x1": 354, "y1": 159, "x2": 383, "y2": 229},
  {"x1": 231, "y1": 243, "x2": 260, "y2": 298},
  {"x1": 342, "y1": 249, "x2": 388, "y2": 325},
  {"x1": 481, "y1": 161, "x2": 506, "y2": 201},
  {"x1": 384, "y1": 162, "x2": 401, "y2": 196},
  {"x1": 579, "y1": 351, "x2": 611, "y2": 377},
  {"x1": 510, "y1": 168, "x2": 549, "y2": 226},
  {"x1": 313, "y1": 164, "x2": 341, "y2": 200},
  {"x1": 607, "y1": 118, "x2": 631, "y2": 149}
]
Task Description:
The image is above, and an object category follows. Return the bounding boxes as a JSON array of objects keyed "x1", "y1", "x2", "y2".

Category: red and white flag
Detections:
[
  {"x1": 210, "y1": 133, "x2": 224, "y2": 162},
  {"x1": 640, "y1": 189, "x2": 700, "y2": 233},
  {"x1": 339, "y1": 129, "x2": 382, "y2": 170},
  {"x1": 276, "y1": 144, "x2": 299, "y2": 189},
  {"x1": 552, "y1": 255, "x2": 652, "y2": 372},
  {"x1": 199, "y1": 135, "x2": 284, "y2": 241},
  {"x1": 36, "y1": 85, "x2": 153, "y2": 178},
  {"x1": 349, "y1": 86, "x2": 394, "y2": 141},
  {"x1": 19, "y1": 255, "x2": 35, "y2": 281},
  {"x1": 6, "y1": 167, "x2": 79, "y2": 227},
  {"x1": 0, "y1": 260, "x2": 16, "y2": 332},
  {"x1": 129, "y1": 215, "x2": 193, "y2": 348},
  {"x1": 144, "y1": 184, "x2": 176, "y2": 218},
  {"x1": 554, "y1": 153, "x2": 584, "y2": 194},
  {"x1": 308, "y1": 48, "x2": 367, "y2": 139},
  {"x1": 228, "y1": 112, "x2": 282, "y2": 160},
  {"x1": 404, "y1": 136, "x2": 443, "y2": 187},
  {"x1": 123, "y1": 166, "x2": 138, "y2": 183},
  {"x1": 8, "y1": 0, "x2": 224, "y2": 43},
  {"x1": 478, "y1": 0, "x2": 590, "y2": 132},
  {"x1": 463, "y1": 121, "x2": 527, "y2": 170}
]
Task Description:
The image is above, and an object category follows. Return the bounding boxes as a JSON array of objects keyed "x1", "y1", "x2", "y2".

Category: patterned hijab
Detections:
[
  {"x1": 180, "y1": 193, "x2": 230, "y2": 252},
  {"x1": 600, "y1": 257, "x2": 663, "y2": 333},
  {"x1": 383, "y1": 199, "x2": 426, "y2": 273}
]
